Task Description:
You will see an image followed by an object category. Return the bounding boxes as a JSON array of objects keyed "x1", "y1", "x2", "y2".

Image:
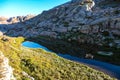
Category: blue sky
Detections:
[{"x1": 0, "y1": 0, "x2": 70, "y2": 17}]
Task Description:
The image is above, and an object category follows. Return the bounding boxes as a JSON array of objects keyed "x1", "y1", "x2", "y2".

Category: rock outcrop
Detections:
[
  {"x1": 0, "y1": 51, "x2": 15, "y2": 80},
  {"x1": 0, "y1": 31, "x2": 3, "y2": 36}
]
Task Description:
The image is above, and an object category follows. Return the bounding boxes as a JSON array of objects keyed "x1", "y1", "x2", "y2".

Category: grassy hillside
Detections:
[{"x1": 0, "y1": 36, "x2": 116, "y2": 80}]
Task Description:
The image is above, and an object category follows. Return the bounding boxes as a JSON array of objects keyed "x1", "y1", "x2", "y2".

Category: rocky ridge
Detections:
[{"x1": 0, "y1": 14, "x2": 35, "y2": 24}]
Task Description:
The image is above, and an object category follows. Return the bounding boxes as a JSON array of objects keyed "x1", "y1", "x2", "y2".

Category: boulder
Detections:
[
  {"x1": 55, "y1": 27, "x2": 68, "y2": 33},
  {"x1": 0, "y1": 31, "x2": 3, "y2": 36},
  {"x1": 40, "y1": 31, "x2": 57, "y2": 38},
  {"x1": 85, "y1": 54, "x2": 94, "y2": 59}
]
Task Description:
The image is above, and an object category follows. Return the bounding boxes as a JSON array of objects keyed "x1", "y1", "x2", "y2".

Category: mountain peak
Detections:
[{"x1": 71, "y1": 0, "x2": 95, "y2": 11}]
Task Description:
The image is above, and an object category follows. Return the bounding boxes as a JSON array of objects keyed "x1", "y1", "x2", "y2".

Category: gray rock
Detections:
[
  {"x1": 0, "y1": 31, "x2": 3, "y2": 36},
  {"x1": 55, "y1": 27, "x2": 68, "y2": 33},
  {"x1": 40, "y1": 31, "x2": 57, "y2": 38}
]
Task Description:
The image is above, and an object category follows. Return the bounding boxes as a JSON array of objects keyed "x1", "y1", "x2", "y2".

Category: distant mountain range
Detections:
[{"x1": 0, "y1": 15, "x2": 35, "y2": 24}]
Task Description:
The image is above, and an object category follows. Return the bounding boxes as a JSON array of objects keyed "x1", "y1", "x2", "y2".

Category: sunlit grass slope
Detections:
[{"x1": 0, "y1": 36, "x2": 116, "y2": 80}]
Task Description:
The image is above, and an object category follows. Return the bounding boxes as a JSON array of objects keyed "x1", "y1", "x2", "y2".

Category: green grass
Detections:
[{"x1": 0, "y1": 36, "x2": 117, "y2": 80}]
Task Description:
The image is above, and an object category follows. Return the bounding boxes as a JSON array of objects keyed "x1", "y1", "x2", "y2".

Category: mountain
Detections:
[
  {"x1": 0, "y1": 0, "x2": 119, "y2": 65},
  {"x1": 3, "y1": 0, "x2": 120, "y2": 46},
  {"x1": 0, "y1": 15, "x2": 35, "y2": 24},
  {"x1": 0, "y1": 0, "x2": 120, "y2": 79}
]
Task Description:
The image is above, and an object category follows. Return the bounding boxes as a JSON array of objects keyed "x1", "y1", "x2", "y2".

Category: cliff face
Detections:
[
  {"x1": 1, "y1": 0, "x2": 120, "y2": 47},
  {"x1": 0, "y1": 51, "x2": 15, "y2": 80}
]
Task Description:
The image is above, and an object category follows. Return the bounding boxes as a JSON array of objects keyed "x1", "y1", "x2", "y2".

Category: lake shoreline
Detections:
[
  {"x1": 58, "y1": 53, "x2": 120, "y2": 79},
  {"x1": 22, "y1": 41, "x2": 120, "y2": 79},
  {"x1": 26, "y1": 36, "x2": 120, "y2": 66}
]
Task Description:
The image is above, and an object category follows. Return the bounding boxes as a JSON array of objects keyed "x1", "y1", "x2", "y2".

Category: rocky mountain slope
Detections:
[
  {"x1": 1, "y1": 0, "x2": 119, "y2": 48},
  {"x1": 0, "y1": 0, "x2": 120, "y2": 65},
  {"x1": 0, "y1": 0, "x2": 120, "y2": 79},
  {"x1": 0, "y1": 0, "x2": 120, "y2": 60}
]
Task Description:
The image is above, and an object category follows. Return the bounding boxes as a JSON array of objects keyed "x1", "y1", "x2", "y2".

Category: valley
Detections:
[{"x1": 0, "y1": 0, "x2": 120, "y2": 80}]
